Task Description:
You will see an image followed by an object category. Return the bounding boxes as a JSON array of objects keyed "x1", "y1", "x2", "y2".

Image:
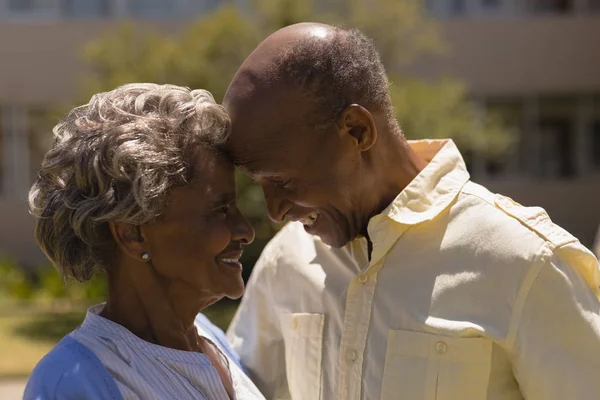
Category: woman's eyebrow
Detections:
[{"x1": 209, "y1": 192, "x2": 237, "y2": 207}]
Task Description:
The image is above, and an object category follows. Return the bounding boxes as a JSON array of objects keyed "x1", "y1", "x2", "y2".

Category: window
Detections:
[
  {"x1": 538, "y1": 118, "x2": 575, "y2": 178},
  {"x1": 449, "y1": 0, "x2": 467, "y2": 14},
  {"x1": 128, "y1": 0, "x2": 175, "y2": 17},
  {"x1": 592, "y1": 121, "x2": 600, "y2": 168},
  {"x1": 485, "y1": 99, "x2": 523, "y2": 176},
  {"x1": 0, "y1": 107, "x2": 49, "y2": 198},
  {"x1": 27, "y1": 109, "x2": 53, "y2": 183},
  {"x1": 482, "y1": 0, "x2": 501, "y2": 8},
  {"x1": 62, "y1": 0, "x2": 111, "y2": 17},
  {"x1": 8, "y1": 0, "x2": 34, "y2": 12},
  {"x1": 530, "y1": 0, "x2": 574, "y2": 13},
  {"x1": 0, "y1": 110, "x2": 4, "y2": 195},
  {"x1": 7, "y1": 0, "x2": 58, "y2": 16},
  {"x1": 462, "y1": 150, "x2": 474, "y2": 175}
]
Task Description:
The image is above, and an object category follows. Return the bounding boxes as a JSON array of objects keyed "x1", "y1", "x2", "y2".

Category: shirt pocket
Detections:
[
  {"x1": 280, "y1": 313, "x2": 325, "y2": 400},
  {"x1": 380, "y1": 330, "x2": 492, "y2": 400}
]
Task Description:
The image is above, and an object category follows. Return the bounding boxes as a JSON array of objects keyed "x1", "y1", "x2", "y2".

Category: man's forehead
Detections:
[
  {"x1": 237, "y1": 164, "x2": 287, "y2": 181},
  {"x1": 232, "y1": 148, "x2": 296, "y2": 178}
]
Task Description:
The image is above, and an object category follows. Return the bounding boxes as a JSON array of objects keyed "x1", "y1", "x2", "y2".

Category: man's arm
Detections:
[
  {"x1": 510, "y1": 242, "x2": 600, "y2": 399},
  {"x1": 227, "y1": 252, "x2": 290, "y2": 399}
]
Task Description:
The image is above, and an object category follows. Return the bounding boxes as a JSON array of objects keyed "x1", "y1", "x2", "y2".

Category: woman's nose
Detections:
[{"x1": 232, "y1": 209, "x2": 255, "y2": 245}]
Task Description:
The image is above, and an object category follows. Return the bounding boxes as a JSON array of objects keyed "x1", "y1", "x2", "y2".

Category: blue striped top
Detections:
[{"x1": 26, "y1": 303, "x2": 265, "y2": 400}]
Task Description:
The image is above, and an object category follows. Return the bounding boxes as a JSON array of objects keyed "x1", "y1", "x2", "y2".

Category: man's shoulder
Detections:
[
  {"x1": 24, "y1": 335, "x2": 122, "y2": 400},
  {"x1": 458, "y1": 181, "x2": 579, "y2": 251}
]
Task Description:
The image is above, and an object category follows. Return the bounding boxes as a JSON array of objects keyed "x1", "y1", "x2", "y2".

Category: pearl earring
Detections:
[{"x1": 141, "y1": 252, "x2": 150, "y2": 261}]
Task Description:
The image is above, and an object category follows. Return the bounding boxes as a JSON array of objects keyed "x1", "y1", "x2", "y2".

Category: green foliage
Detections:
[
  {"x1": 389, "y1": 78, "x2": 516, "y2": 156},
  {"x1": 0, "y1": 256, "x2": 106, "y2": 303},
  {"x1": 81, "y1": 5, "x2": 259, "y2": 102},
  {"x1": 80, "y1": 273, "x2": 108, "y2": 301},
  {"x1": 249, "y1": 0, "x2": 319, "y2": 32},
  {"x1": 81, "y1": 24, "x2": 176, "y2": 96},
  {"x1": 38, "y1": 267, "x2": 69, "y2": 299},
  {"x1": 0, "y1": 257, "x2": 36, "y2": 300},
  {"x1": 336, "y1": 0, "x2": 444, "y2": 67},
  {"x1": 38, "y1": 268, "x2": 107, "y2": 302}
]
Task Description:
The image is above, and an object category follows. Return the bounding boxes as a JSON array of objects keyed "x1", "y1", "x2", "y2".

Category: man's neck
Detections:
[{"x1": 359, "y1": 137, "x2": 428, "y2": 247}]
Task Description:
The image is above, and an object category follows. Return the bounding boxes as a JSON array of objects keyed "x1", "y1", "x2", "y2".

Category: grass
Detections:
[{"x1": 0, "y1": 295, "x2": 238, "y2": 379}]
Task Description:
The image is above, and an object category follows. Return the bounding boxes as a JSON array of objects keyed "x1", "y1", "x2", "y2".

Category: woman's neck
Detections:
[{"x1": 101, "y1": 261, "x2": 218, "y2": 352}]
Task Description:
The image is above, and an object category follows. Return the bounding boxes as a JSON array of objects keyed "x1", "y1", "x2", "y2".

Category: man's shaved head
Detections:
[
  {"x1": 225, "y1": 23, "x2": 394, "y2": 130},
  {"x1": 224, "y1": 23, "x2": 414, "y2": 248}
]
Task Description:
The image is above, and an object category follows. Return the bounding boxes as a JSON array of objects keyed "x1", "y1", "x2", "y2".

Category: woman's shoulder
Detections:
[{"x1": 24, "y1": 335, "x2": 123, "y2": 400}]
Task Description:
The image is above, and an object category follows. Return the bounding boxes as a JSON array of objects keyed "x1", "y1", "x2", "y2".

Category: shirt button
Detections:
[
  {"x1": 358, "y1": 274, "x2": 369, "y2": 284},
  {"x1": 435, "y1": 341, "x2": 448, "y2": 355},
  {"x1": 292, "y1": 317, "x2": 299, "y2": 331},
  {"x1": 345, "y1": 349, "x2": 358, "y2": 363}
]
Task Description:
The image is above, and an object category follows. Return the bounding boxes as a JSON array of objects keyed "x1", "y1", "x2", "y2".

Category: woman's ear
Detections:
[
  {"x1": 337, "y1": 104, "x2": 378, "y2": 151},
  {"x1": 109, "y1": 222, "x2": 148, "y2": 262}
]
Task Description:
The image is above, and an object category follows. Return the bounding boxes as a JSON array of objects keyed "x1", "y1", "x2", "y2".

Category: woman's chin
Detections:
[{"x1": 222, "y1": 279, "x2": 245, "y2": 300}]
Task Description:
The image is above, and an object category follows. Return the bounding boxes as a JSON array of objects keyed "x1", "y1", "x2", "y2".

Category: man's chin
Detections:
[
  {"x1": 300, "y1": 218, "x2": 352, "y2": 248},
  {"x1": 313, "y1": 229, "x2": 351, "y2": 249}
]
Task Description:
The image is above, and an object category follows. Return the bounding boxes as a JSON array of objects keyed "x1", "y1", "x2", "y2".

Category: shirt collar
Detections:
[
  {"x1": 365, "y1": 139, "x2": 469, "y2": 261},
  {"x1": 77, "y1": 303, "x2": 213, "y2": 365}
]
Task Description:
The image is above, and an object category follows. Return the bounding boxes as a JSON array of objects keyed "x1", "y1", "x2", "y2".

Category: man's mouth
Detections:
[{"x1": 300, "y1": 211, "x2": 319, "y2": 228}]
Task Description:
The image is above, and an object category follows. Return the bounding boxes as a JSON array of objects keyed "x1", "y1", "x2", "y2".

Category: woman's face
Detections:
[{"x1": 141, "y1": 149, "x2": 255, "y2": 300}]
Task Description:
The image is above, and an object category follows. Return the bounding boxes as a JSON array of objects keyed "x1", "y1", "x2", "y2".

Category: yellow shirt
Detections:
[{"x1": 227, "y1": 139, "x2": 600, "y2": 400}]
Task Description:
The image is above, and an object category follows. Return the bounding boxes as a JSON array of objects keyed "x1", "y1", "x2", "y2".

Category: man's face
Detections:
[{"x1": 225, "y1": 90, "x2": 366, "y2": 248}]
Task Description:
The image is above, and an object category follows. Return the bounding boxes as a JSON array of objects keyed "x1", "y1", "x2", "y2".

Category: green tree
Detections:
[{"x1": 73, "y1": 0, "x2": 514, "y2": 273}]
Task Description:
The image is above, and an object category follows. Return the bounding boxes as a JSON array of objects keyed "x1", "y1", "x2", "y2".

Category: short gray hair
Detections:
[
  {"x1": 272, "y1": 27, "x2": 393, "y2": 129},
  {"x1": 29, "y1": 83, "x2": 230, "y2": 282}
]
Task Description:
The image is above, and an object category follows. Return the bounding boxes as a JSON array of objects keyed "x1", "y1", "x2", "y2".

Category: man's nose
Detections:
[{"x1": 262, "y1": 184, "x2": 292, "y2": 223}]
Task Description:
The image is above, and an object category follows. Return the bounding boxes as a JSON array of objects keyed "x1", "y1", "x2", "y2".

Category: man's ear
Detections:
[
  {"x1": 337, "y1": 104, "x2": 377, "y2": 151},
  {"x1": 109, "y1": 221, "x2": 148, "y2": 262}
]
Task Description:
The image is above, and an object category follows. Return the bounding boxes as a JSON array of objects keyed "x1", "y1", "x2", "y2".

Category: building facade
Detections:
[{"x1": 0, "y1": 0, "x2": 599, "y2": 266}]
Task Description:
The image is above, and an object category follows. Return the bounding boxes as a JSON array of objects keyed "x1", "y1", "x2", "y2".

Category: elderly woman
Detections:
[{"x1": 24, "y1": 84, "x2": 264, "y2": 400}]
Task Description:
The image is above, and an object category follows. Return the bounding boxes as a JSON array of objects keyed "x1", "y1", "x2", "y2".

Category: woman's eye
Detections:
[{"x1": 216, "y1": 205, "x2": 230, "y2": 214}]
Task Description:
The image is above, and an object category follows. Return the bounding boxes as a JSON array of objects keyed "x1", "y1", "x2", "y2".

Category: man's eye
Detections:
[{"x1": 272, "y1": 180, "x2": 295, "y2": 190}]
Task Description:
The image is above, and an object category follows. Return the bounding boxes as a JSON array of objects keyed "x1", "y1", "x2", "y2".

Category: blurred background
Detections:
[{"x1": 1, "y1": 0, "x2": 599, "y2": 397}]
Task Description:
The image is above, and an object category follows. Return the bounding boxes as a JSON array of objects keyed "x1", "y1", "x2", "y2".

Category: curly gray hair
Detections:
[{"x1": 29, "y1": 83, "x2": 230, "y2": 282}]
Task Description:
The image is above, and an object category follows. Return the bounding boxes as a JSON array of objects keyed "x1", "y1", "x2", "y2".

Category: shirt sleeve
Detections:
[
  {"x1": 24, "y1": 336, "x2": 123, "y2": 400},
  {"x1": 227, "y1": 251, "x2": 290, "y2": 399},
  {"x1": 511, "y1": 242, "x2": 600, "y2": 399}
]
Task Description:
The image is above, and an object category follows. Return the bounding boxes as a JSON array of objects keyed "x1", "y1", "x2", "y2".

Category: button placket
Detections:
[
  {"x1": 358, "y1": 273, "x2": 369, "y2": 284},
  {"x1": 435, "y1": 341, "x2": 448, "y2": 355},
  {"x1": 345, "y1": 349, "x2": 358, "y2": 363}
]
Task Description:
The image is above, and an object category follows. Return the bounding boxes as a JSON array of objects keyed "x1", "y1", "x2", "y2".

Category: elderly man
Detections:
[{"x1": 225, "y1": 23, "x2": 600, "y2": 400}]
